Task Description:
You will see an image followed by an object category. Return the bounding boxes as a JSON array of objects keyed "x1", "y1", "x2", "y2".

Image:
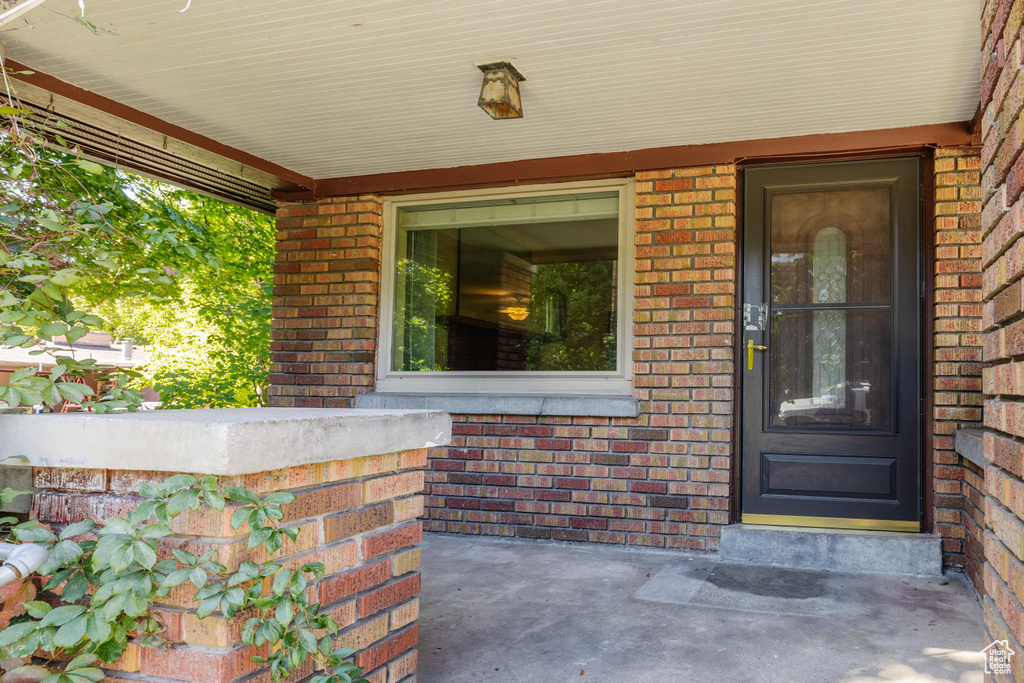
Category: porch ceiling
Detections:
[{"x1": 3, "y1": 0, "x2": 979, "y2": 183}]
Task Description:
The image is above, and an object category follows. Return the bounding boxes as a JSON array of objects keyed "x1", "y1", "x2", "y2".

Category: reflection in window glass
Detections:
[
  {"x1": 392, "y1": 192, "x2": 619, "y2": 372},
  {"x1": 770, "y1": 309, "x2": 891, "y2": 430}
]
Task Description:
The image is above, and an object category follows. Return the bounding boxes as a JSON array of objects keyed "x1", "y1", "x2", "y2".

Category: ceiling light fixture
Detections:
[
  {"x1": 477, "y1": 61, "x2": 526, "y2": 120},
  {"x1": 503, "y1": 306, "x2": 529, "y2": 321}
]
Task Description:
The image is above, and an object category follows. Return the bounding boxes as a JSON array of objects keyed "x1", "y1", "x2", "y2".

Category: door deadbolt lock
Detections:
[{"x1": 747, "y1": 338, "x2": 767, "y2": 370}]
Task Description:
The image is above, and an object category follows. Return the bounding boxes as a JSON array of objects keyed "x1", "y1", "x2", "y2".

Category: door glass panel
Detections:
[
  {"x1": 770, "y1": 310, "x2": 892, "y2": 430},
  {"x1": 770, "y1": 187, "x2": 891, "y2": 305},
  {"x1": 766, "y1": 184, "x2": 895, "y2": 432}
]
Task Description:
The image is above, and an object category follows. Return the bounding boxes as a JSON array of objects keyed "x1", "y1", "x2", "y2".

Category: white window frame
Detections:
[{"x1": 377, "y1": 178, "x2": 635, "y2": 395}]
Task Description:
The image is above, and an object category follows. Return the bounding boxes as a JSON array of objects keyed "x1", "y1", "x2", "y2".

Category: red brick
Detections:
[
  {"x1": 357, "y1": 574, "x2": 421, "y2": 618},
  {"x1": 356, "y1": 625, "x2": 419, "y2": 672},
  {"x1": 325, "y1": 504, "x2": 394, "y2": 543},
  {"x1": 139, "y1": 643, "x2": 267, "y2": 683},
  {"x1": 363, "y1": 472, "x2": 425, "y2": 505},
  {"x1": 361, "y1": 522, "x2": 423, "y2": 561},
  {"x1": 319, "y1": 559, "x2": 391, "y2": 605},
  {"x1": 266, "y1": 160, "x2": 984, "y2": 572}
]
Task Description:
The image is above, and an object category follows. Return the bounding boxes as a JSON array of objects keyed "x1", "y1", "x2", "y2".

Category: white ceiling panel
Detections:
[{"x1": 2, "y1": 0, "x2": 980, "y2": 179}]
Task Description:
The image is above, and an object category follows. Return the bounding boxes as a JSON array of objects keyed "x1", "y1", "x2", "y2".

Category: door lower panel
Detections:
[{"x1": 761, "y1": 453, "x2": 897, "y2": 499}]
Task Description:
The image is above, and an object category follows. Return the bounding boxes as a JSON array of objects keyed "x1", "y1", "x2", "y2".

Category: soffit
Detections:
[{"x1": 2, "y1": 0, "x2": 980, "y2": 181}]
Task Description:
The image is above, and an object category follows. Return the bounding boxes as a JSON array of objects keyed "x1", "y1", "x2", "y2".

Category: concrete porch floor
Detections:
[{"x1": 418, "y1": 533, "x2": 985, "y2": 683}]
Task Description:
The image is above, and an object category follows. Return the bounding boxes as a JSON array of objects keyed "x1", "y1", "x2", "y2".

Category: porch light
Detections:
[{"x1": 477, "y1": 61, "x2": 526, "y2": 120}]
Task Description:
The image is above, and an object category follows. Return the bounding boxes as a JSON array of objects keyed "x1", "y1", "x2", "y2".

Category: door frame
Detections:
[{"x1": 731, "y1": 151, "x2": 934, "y2": 532}]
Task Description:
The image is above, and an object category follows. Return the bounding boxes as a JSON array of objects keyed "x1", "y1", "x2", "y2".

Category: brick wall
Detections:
[
  {"x1": 271, "y1": 196, "x2": 383, "y2": 408},
  {"x1": 29, "y1": 450, "x2": 426, "y2": 683},
  {"x1": 933, "y1": 146, "x2": 985, "y2": 579},
  {"x1": 422, "y1": 166, "x2": 737, "y2": 550},
  {"x1": 980, "y1": 0, "x2": 1024, "y2": 676},
  {"x1": 269, "y1": 160, "x2": 987, "y2": 568}
]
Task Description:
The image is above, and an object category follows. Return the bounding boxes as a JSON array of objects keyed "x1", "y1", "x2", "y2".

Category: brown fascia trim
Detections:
[
  {"x1": 8, "y1": 60, "x2": 970, "y2": 201},
  {"x1": 970, "y1": 104, "x2": 983, "y2": 144},
  {"x1": 303, "y1": 121, "x2": 975, "y2": 200},
  {"x1": 6, "y1": 60, "x2": 315, "y2": 191}
]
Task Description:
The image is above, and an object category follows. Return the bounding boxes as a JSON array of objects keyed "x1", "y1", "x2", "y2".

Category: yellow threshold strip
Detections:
[{"x1": 741, "y1": 513, "x2": 920, "y2": 533}]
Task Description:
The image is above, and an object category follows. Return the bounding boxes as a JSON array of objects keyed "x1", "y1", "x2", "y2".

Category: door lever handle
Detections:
[{"x1": 747, "y1": 338, "x2": 767, "y2": 370}]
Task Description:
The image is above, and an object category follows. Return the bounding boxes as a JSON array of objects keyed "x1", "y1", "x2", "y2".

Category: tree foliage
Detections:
[
  {"x1": 0, "y1": 83, "x2": 273, "y2": 411},
  {"x1": 96, "y1": 196, "x2": 274, "y2": 408},
  {"x1": 526, "y1": 261, "x2": 617, "y2": 371}
]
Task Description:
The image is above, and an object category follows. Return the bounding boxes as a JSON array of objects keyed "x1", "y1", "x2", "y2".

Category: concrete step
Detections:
[{"x1": 718, "y1": 524, "x2": 943, "y2": 575}]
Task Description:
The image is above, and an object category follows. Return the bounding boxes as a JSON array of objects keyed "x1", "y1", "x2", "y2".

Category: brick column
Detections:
[
  {"x1": 271, "y1": 197, "x2": 384, "y2": 407},
  {"x1": 0, "y1": 409, "x2": 450, "y2": 683},
  {"x1": 933, "y1": 147, "x2": 985, "y2": 577},
  {"x1": 980, "y1": 0, "x2": 1024, "y2": 677},
  {"x1": 30, "y1": 449, "x2": 427, "y2": 683},
  {"x1": 631, "y1": 164, "x2": 738, "y2": 543}
]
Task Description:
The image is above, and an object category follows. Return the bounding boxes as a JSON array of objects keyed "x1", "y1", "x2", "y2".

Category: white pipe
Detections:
[
  {"x1": 0, "y1": 544, "x2": 49, "y2": 588},
  {"x1": 0, "y1": 0, "x2": 49, "y2": 29},
  {"x1": 6, "y1": 544, "x2": 48, "y2": 578},
  {"x1": 0, "y1": 567, "x2": 17, "y2": 587}
]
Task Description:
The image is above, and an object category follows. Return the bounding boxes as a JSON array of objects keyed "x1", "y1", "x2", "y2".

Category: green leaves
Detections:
[
  {"x1": 14, "y1": 524, "x2": 57, "y2": 544},
  {"x1": 74, "y1": 159, "x2": 104, "y2": 176},
  {"x1": 224, "y1": 487, "x2": 259, "y2": 505},
  {"x1": 0, "y1": 487, "x2": 30, "y2": 504},
  {"x1": 40, "y1": 605, "x2": 86, "y2": 629},
  {"x1": 0, "y1": 473, "x2": 361, "y2": 683},
  {"x1": 0, "y1": 621, "x2": 40, "y2": 647},
  {"x1": 2, "y1": 664, "x2": 51, "y2": 683},
  {"x1": 38, "y1": 541, "x2": 85, "y2": 576},
  {"x1": 49, "y1": 269, "x2": 82, "y2": 287},
  {"x1": 0, "y1": 99, "x2": 312, "y2": 676},
  {"x1": 132, "y1": 541, "x2": 158, "y2": 570},
  {"x1": 52, "y1": 613, "x2": 88, "y2": 648},
  {"x1": 225, "y1": 487, "x2": 296, "y2": 554},
  {"x1": 64, "y1": 326, "x2": 89, "y2": 344},
  {"x1": 201, "y1": 476, "x2": 225, "y2": 510},
  {"x1": 60, "y1": 520, "x2": 97, "y2": 541}
]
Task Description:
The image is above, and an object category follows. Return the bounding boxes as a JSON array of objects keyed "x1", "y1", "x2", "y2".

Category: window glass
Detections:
[{"x1": 392, "y1": 192, "x2": 620, "y2": 373}]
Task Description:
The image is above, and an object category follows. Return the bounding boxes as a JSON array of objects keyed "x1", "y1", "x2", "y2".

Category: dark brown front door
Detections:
[{"x1": 741, "y1": 158, "x2": 922, "y2": 531}]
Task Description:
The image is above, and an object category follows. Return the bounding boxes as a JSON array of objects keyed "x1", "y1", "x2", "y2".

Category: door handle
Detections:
[{"x1": 747, "y1": 338, "x2": 767, "y2": 370}]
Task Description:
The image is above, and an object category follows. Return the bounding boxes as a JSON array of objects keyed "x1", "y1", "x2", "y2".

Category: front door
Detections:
[{"x1": 741, "y1": 158, "x2": 922, "y2": 531}]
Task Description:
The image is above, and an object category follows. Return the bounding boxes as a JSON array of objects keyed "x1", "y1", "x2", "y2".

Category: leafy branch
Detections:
[
  {"x1": 0, "y1": 476, "x2": 367, "y2": 683},
  {"x1": 0, "y1": 68, "x2": 270, "y2": 412}
]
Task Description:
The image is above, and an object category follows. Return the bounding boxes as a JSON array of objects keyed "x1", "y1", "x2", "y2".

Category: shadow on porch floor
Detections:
[{"x1": 418, "y1": 533, "x2": 984, "y2": 683}]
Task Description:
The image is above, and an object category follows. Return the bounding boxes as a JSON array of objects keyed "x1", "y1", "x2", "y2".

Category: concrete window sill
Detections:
[
  {"x1": 954, "y1": 428, "x2": 987, "y2": 469},
  {"x1": 353, "y1": 392, "x2": 640, "y2": 418}
]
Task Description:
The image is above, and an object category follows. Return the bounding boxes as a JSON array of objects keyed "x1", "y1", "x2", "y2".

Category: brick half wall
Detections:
[{"x1": 29, "y1": 449, "x2": 427, "y2": 683}]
